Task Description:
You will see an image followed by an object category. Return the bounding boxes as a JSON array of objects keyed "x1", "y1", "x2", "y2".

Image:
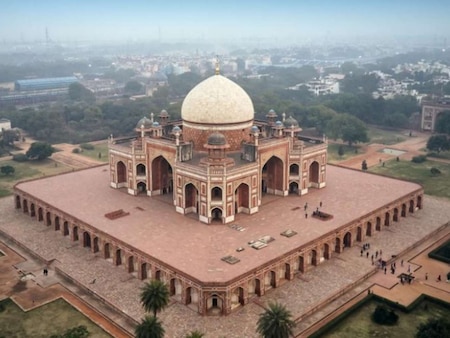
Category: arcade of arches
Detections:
[{"x1": 14, "y1": 190, "x2": 423, "y2": 316}]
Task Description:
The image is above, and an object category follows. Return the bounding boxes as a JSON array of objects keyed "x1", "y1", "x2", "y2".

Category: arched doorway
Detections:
[
  {"x1": 366, "y1": 222, "x2": 372, "y2": 236},
  {"x1": 285, "y1": 263, "x2": 291, "y2": 280},
  {"x1": 376, "y1": 217, "x2": 381, "y2": 231},
  {"x1": 235, "y1": 183, "x2": 250, "y2": 213},
  {"x1": 262, "y1": 156, "x2": 284, "y2": 195},
  {"x1": 231, "y1": 287, "x2": 245, "y2": 309},
  {"x1": 211, "y1": 208, "x2": 223, "y2": 223},
  {"x1": 55, "y1": 217, "x2": 61, "y2": 231},
  {"x1": 298, "y1": 256, "x2": 305, "y2": 273},
  {"x1": 151, "y1": 156, "x2": 172, "y2": 194},
  {"x1": 357, "y1": 226, "x2": 362, "y2": 242},
  {"x1": 117, "y1": 161, "x2": 126, "y2": 184},
  {"x1": 265, "y1": 271, "x2": 276, "y2": 289},
  {"x1": 185, "y1": 287, "x2": 199, "y2": 309},
  {"x1": 184, "y1": 183, "x2": 198, "y2": 214},
  {"x1": 23, "y1": 200, "x2": 28, "y2": 214},
  {"x1": 211, "y1": 187, "x2": 222, "y2": 201},
  {"x1": 255, "y1": 279, "x2": 262, "y2": 296},
  {"x1": 401, "y1": 203, "x2": 407, "y2": 217},
  {"x1": 335, "y1": 238, "x2": 341, "y2": 253},
  {"x1": 140, "y1": 263, "x2": 148, "y2": 280},
  {"x1": 393, "y1": 208, "x2": 399, "y2": 222},
  {"x1": 289, "y1": 164, "x2": 299, "y2": 175},
  {"x1": 207, "y1": 294, "x2": 224, "y2": 315},
  {"x1": 289, "y1": 182, "x2": 299, "y2": 194},
  {"x1": 46, "y1": 212, "x2": 51, "y2": 226},
  {"x1": 324, "y1": 243, "x2": 330, "y2": 260},
  {"x1": 38, "y1": 207, "x2": 43, "y2": 222},
  {"x1": 309, "y1": 161, "x2": 320, "y2": 188},
  {"x1": 83, "y1": 232, "x2": 91, "y2": 248},
  {"x1": 72, "y1": 226, "x2": 79, "y2": 241},
  {"x1": 137, "y1": 182, "x2": 147, "y2": 194},
  {"x1": 417, "y1": 196, "x2": 422, "y2": 209},
  {"x1": 136, "y1": 163, "x2": 146, "y2": 176},
  {"x1": 104, "y1": 243, "x2": 111, "y2": 259},
  {"x1": 409, "y1": 200, "x2": 414, "y2": 213},
  {"x1": 344, "y1": 232, "x2": 352, "y2": 248},
  {"x1": 128, "y1": 256, "x2": 135, "y2": 273},
  {"x1": 311, "y1": 250, "x2": 317, "y2": 266},
  {"x1": 115, "y1": 249, "x2": 122, "y2": 266},
  {"x1": 93, "y1": 237, "x2": 99, "y2": 253},
  {"x1": 30, "y1": 203, "x2": 36, "y2": 217},
  {"x1": 63, "y1": 221, "x2": 68, "y2": 235},
  {"x1": 384, "y1": 212, "x2": 390, "y2": 226}
]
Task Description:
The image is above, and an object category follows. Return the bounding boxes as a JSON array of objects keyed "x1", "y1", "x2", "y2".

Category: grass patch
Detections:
[
  {"x1": 0, "y1": 298, "x2": 111, "y2": 338},
  {"x1": 327, "y1": 143, "x2": 364, "y2": 163},
  {"x1": 367, "y1": 126, "x2": 407, "y2": 145},
  {"x1": 315, "y1": 297, "x2": 450, "y2": 338},
  {"x1": 369, "y1": 159, "x2": 450, "y2": 199},
  {"x1": 0, "y1": 159, "x2": 71, "y2": 197},
  {"x1": 427, "y1": 151, "x2": 450, "y2": 161},
  {"x1": 75, "y1": 141, "x2": 109, "y2": 163}
]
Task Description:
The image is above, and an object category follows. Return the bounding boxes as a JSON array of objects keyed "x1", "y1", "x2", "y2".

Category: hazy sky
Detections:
[{"x1": 1, "y1": 0, "x2": 449, "y2": 42}]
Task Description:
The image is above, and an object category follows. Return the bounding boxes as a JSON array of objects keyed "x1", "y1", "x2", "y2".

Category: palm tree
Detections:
[
  {"x1": 185, "y1": 330, "x2": 205, "y2": 338},
  {"x1": 256, "y1": 302, "x2": 296, "y2": 338},
  {"x1": 135, "y1": 315, "x2": 165, "y2": 338},
  {"x1": 140, "y1": 279, "x2": 170, "y2": 317}
]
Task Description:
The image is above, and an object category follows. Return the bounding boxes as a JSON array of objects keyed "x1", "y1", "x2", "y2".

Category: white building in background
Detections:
[
  {"x1": 0, "y1": 118, "x2": 11, "y2": 130},
  {"x1": 289, "y1": 75, "x2": 342, "y2": 96}
]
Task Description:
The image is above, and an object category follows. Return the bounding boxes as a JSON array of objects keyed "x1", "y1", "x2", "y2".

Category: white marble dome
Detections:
[{"x1": 181, "y1": 74, "x2": 254, "y2": 125}]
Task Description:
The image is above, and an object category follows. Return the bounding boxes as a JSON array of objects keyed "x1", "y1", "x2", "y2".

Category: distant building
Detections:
[
  {"x1": 0, "y1": 118, "x2": 11, "y2": 130},
  {"x1": 421, "y1": 97, "x2": 450, "y2": 132},
  {"x1": 15, "y1": 76, "x2": 78, "y2": 91}
]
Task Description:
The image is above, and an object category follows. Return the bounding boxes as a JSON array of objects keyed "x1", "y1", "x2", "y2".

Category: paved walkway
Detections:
[{"x1": 1, "y1": 194, "x2": 450, "y2": 337}]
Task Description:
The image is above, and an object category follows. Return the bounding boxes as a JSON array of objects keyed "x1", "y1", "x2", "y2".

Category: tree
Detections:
[
  {"x1": 135, "y1": 315, "x2": 165, "y2": 338},
  {"x1": 416, "y1": 318, "x2": 450, "y2": 338},
  {"x1": 427, "y1": 135, "x2": 449, "y2": 153},
  {"x1": 435, "y1": 110, "x2": 450, "y2": 135},
  {"x1": 185, "y1": 330, "x2": 205, "y2": 338},
  {"x1": 140, "y1": 280, "x2": 170, "y2": 317},
  {"x1": 0, "y1": 165, "x2": 15, "y2": 175},
  {"x1": 68, "y1": 83, "x2": 95, "y2": 103},
  {"x1": 124, "y1": 80, "x2": 144, "y2": 95},
  {"x1": 26, "y1": 142, "x2": 55, "y2": 160},
  {"x1": 338, "y1": 145, "x2": 345, "y2": 157},
  {"x1": 256, "y1": 302, "x2": 296, "y2": 338},
  {"x1": 371, "y1": 304, "x2": 399, "y2": 325},
  {"x1": 326, "y1": 114, "x2": 368, "y2": 146}
]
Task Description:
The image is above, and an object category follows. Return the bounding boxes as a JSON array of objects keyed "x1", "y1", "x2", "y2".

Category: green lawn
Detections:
[
  {"x1": 327, "y1": 143, "x2": 364, "y2": 163},
  {"x1": 367, "y1": 126, "x2": 407, "y2": 145},
  {"x1": 0, "y1": 298, "x2": 111, "y2": 338},
  {"x1": 427, "y1": 151, "x2": 450, "y2": 161},
  {"x1": 369, "y1": 159, "x2": 450, "y2": 199},
  {"x1": 318, "y1": 298, "x2": 450, "y2": 338},
  {"x1": 76, "y1": 142, "x2": 109, "y2": 163},
  {"x1": 0, "y1": 159, "x2": 71, "y2": 197}
]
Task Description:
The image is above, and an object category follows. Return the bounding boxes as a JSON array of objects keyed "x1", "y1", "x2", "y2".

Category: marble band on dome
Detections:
[{"x1": 182, "y1": 119, "x2": 253, "y2": 131}]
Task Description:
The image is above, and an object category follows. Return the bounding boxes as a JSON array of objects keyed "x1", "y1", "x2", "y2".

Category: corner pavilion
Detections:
[{"x1": 14, "y1": 72, "x2": 424, "y2": 315}]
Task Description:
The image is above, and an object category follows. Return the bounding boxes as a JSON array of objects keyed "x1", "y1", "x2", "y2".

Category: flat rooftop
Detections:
[{"x1": 15, "y1": 165, "x2": 422, "y2": 284}]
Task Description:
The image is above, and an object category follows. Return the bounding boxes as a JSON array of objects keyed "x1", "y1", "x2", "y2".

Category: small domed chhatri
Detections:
[
  {"x1": 284, "y1": 116, "x2": 299, "y2": 128},
  {"x1": 135, "y1": 116, "x2": 153, "y2": 129},
  {"x1": 207, "y1": 132, "x2": 227, "y2": 146}
]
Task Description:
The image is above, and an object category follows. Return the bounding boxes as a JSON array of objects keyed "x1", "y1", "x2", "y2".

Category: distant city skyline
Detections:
[{"x1": 1, "y1": 0, "x2": 449, "y2": 43}]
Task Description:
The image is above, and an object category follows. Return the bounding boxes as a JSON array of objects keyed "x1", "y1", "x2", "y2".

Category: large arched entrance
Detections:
[
  {"x1": 231, "y1": 287, "x2": 245, "y2": 309},
  {"x1": 184, "y1": 183, "x2": 198, "y2": 214},
  {"x1": 137, "y1": 182, "x2": 147, "y2": 194},
  {"x1": 151, "y1": 156, "x2": 173, "y2": 195},
  {"x1": 289, "y1": 182, "x2": 299, "y2": 194},
  {"x1": 309, "y1": 161, "x2": 320, "y2": 188},
  {"x1": 207, "y1": 294, "x2": 224, "y2": 315},
  {"x1": 265, "y1": 270, "x2": 276, "y2": 289},
  {"x1": 116, "y1": 161, "x2": 126, "y2": 185},
  {"x1": 262, "y1": 156, "x2": 284, "y2": 195},
  {"x1": 235, "y1": 183, "x2": 250, "y2": 213}
]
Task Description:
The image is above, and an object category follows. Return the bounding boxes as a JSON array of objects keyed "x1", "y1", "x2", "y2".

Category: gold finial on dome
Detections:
[{"x1": 215, "y1": 55, "x2": 220, "y2": 75}]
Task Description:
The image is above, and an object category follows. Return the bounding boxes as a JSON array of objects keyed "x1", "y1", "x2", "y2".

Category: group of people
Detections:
[{"x1": 303, "y1": 201, "x2": 323, "y2": 219}]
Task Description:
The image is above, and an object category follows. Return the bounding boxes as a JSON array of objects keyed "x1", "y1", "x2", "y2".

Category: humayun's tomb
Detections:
[{"x1": 13, "y1": 70, "x2": 423, "y2": 316}]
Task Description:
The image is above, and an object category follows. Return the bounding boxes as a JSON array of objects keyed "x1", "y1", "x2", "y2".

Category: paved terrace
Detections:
[
  {"x1": 1, "y1": 194, "x2": 450, "y2": 337},
  {"x1": 14, "y1": 165, "x2": 421, "y2": 284}
]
